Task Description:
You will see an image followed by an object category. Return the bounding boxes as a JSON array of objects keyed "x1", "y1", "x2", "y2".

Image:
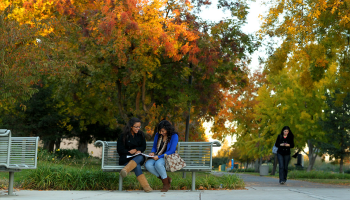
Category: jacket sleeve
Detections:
[
  {"x1": 135, "y1": 133, "x2": 146, "y2": 152},
  {"x1": 151, "y1": 133, "x2": 159, "y2": 153},
  {"x1": 158, "y1": 134, "x2": 178, "y2": 159},
  {"x1": 289, "y1": 135, "x2": 295, "y2": 148},
  {"x1": 117, "y1": 134, "x2": 130, "y2": 155}
]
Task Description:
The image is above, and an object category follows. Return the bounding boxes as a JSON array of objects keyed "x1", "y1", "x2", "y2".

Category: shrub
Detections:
[
  {"x1": 54, "y1": 149, "x2": 90, "y2": 159},
  {"x1": 229, "y1": 168, "x2": 255, "y2": 173},
  {"x1": 21, "y1": 164, "x2": 119, "y2": 190},
  {"x1": 19, "y1": 163, "x2": 245, "y2": 190},
  {"x1": 288, "y1": 170, "x2": 350, "y2": 179}
]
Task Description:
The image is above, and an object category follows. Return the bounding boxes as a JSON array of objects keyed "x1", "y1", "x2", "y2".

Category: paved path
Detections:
[
  {"x1": 1, "y1": 189, "x2": 349, "y2": 200},
  {"x1": 212, "y1": 172, "x2": 349, "y2": 188},
  {"x1": 1, "y1": 173, "x2": 349, "y2": 200}
]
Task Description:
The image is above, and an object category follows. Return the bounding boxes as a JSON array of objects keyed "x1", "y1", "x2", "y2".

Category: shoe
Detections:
[
  {"x1": 137, "y1": 174, "x2": 153, "y2": 192},
  {"x1": 120, "y1": 160, "x2": 137, "y2": 178},
  {"x1": 158, "y1": 176, "x2": 171, "y2": 183},
  {"x1": 168, "y1": 176, "x2": 172, "y2": 184},
  {"x1": 280, "y1": 181, "x2": 285, "y2": 184},
  {"x1": 161, "y1": 177, "x2": 171, "y2": 192}
]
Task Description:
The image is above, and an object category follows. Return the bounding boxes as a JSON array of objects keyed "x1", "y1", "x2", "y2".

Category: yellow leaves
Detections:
[
  {"x1": 300, "y1": 111, "x2": 311, "y2": 121},
  {"x1": 315, "y1": 58, "x2": 328, "y2": 68},
  {"x1": 40, "y1": 27, "x2": 54, "y2": 37}
]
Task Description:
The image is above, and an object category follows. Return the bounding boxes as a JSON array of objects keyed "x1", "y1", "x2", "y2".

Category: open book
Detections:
[{"x1": 127, "y1": 153, "x2": 154, "y2": 158}]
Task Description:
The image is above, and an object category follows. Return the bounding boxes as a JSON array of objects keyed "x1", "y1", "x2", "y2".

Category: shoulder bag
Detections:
[
  {"x1": 164, "y1": 152, "x2": 186, "y2": 172},
  {"x1": 272, "y1": 135, "x2": 281, "y2": 154}
]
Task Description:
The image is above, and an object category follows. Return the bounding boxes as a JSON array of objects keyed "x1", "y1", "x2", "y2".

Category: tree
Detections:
[
  {"x1": 257, "y1": 0, "x2": 350, "y2": 171},
  {"x1": 210, "y1": 69, "x2": 266, "y2": 168},
  {"x1": 0, "y1": 6, "x2": 56, "y2": 107},
  {"x1": 0, "y1": 80, "x2": 69, "y2": 152},
  {"x1": 2, "y1": 1, "x2": 257, "y2": 146},
  {"x1": 318, "y1": 90, "x2": 350, "y2": 173}
]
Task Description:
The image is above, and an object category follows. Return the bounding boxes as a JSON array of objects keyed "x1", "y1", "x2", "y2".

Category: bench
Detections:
[
  {"x1": 0, "y1": 129, "x2": 39, "y2": 196},
  {"x1": 94, "y1": 140, "x2": 221, "y2": 191}
]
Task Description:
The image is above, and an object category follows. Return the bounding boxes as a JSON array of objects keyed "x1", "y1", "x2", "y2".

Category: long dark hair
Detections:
[
  {"x1": 123, "y1": 117, "x2": 144, "y2": 144},
  {"x1": 158, "y1": 120, "x2": 177, "y2": 144},
  {"x1": 280, "y1": 126, "x2": 294, "y2": 137}
]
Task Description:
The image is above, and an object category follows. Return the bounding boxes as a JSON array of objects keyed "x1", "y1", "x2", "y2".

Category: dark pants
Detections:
[
  {"x1": 277, "y1": 153, "x2": 290, "y2": 183},
  {"x1": 124, "y1": 155, "x2": 144, "y2": 177}
]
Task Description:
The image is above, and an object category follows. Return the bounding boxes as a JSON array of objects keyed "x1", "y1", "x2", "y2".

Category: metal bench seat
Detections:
[
  {"x1": 95, "y1": 140, "x2": 221, "y2": 191},
  {"x1": 0, "y1": 129, "x2": 39, "y2": 195}
]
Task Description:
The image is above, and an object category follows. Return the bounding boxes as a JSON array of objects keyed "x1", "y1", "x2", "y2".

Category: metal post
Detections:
[
  {"x1": 8, "y1": 171, "x2": 14, "y2": 195},
  {"x1": 184, "y1": 63, "x2": 193, "y2": 142},
  {"x1": 119, "y1": 174, "x2": 123, "y2": 191},
  {"x1": 184, "y1": 63, "x2": 193, "y2": 179},
  {"x1": 191, "y1": 172, "x2": 196, "y2": 191}
]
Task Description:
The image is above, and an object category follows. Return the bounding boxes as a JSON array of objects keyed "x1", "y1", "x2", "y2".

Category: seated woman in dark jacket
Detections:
[
  {"x1": 145, "y1": 120, "x2": 178, "y2": 192},
  {"x1": 117, "y1": 117, "x2": 152, "y2": 192},
  {"x1": 275, "y1": 126, "x2": 295, "y2": 184}
]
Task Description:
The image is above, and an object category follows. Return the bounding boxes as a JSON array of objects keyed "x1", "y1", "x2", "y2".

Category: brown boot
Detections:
[
  {"x1": 137, "y1": 174, "x2": 153, "y2": 192},
  {"x1": 168, "y1": 176, "x2": 172, "y2": 183},
  {"x1": 120, "y1": 160, "x2": 137, "y2": 178},
  {"x1": 158, "y1": 176, "x2": 171, "y2": 183},
  {"x1": 161, "y1": 177, "x2": 171, "y2": 192}
]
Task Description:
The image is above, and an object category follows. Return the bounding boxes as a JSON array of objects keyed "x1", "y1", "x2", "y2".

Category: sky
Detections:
[
  {"x1": 199, "y1": 0, "x2": 269, "y2": 153},
  {"x1": 200, "y1": 0, "x2": 268, "y2": 73}
]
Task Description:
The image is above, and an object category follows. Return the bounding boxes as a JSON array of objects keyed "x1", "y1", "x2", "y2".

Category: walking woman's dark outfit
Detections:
[{"x1": 275, "y1": 133, "x2": 294, "y2": 183}]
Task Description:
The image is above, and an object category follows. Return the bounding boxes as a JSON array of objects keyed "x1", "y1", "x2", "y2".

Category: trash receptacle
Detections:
[
  {"x1": 259, "y1": 165, "x2": 269, "y2": 176},
  {"x1": 221, "y1": 164, "x2": 226, "y2": 171}
]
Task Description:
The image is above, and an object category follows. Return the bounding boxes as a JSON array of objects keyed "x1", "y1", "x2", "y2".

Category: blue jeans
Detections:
[
  {"x1": 125, "y1": 155, "x2": 144, "y2": 177},
  {"x1": 145, "y1": 158, "x2": 167, "y2": 179},
  {"x1": 277, "y1": 153, "x2": 290, "y2": 182}
]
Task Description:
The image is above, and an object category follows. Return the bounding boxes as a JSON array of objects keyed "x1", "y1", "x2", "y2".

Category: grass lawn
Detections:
[
  {"x1": 233, "y1": 170, "x2": 350, "y2": 186},
  {"x1": 0, "y1": 153, "x2": 244, "y2": 190},
  {"x1": 296, "y1": 179, "x2": 350, "y2": 186}
]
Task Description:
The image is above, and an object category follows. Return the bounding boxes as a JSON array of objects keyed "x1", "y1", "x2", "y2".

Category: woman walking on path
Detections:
[
  {"x1": 275, "y1": 126, "x2": 294, "y2": 184},
  {"x1": 117, "y1": 117, "x2": 152, "y2": 192},
  {"x1": 145, "y1": 120, "x2": 179, "y2": 192}
]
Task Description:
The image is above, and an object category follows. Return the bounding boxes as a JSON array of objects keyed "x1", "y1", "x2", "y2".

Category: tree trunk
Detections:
[
  {"x1": 340, "y1": 155, "x2": 344, "y2": 173},
  {"x1": 78, "y1": 140, "x2": 88, "y2": 153},
  {"x1": 43, "y1": 140, "x2": 55, "y2": 152},
  {"x1": 254, "y1": 159, "x2": 259, "y2": 172},
  {"x1": 259, "y1": 156, "x2": 263, "y2": 166},
  {"x1": 306, "y1": 140, "x2": 318, "y2": 172},
  {"x1": 55, "y1": 138, "x2": 61, "y2": 151},
  {"x1": 271, "y1": 154, "x2": 278, "y2": 175}
]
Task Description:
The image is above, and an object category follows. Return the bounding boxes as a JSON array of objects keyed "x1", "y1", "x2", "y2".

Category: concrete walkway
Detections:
[
  {"x1": 1, "y1": 173, "x2": 349, "y2": 200},
  {"x1": 217, "y1": 172, "x2": 349, "y2": 188},
  {"x1": 1, "y1": 188, "x2": 349, "y2": 200}
]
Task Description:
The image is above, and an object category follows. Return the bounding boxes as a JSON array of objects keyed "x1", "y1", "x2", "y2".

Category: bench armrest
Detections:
[{"x1": 212, "y1": 141, "x2": 221, "y2": 147}]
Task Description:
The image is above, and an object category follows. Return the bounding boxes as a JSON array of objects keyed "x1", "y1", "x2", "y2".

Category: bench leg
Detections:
[
  {"x1": 191, "y1": 172, "x2": 196, "y2": 191},
  {"x1": 8, "y1": 172, "x2": 14, "y2": 196},
  {"x1": 119, "y1": 174, "x2": 123, "y2": 191}
]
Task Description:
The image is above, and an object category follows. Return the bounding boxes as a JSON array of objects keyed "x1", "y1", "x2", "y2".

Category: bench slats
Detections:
[
  {"x1": 95, "y1": 141, "x2": 219, "y2": 172},
  {"x1": 0, "y1": 129, "x2": 40, "y2": 196},
  {"x1": 0, "y1": 131, "x2": 39, "y2": 169}
]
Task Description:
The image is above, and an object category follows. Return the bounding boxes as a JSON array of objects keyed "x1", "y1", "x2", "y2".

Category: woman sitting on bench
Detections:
[
  {"x1": 145, "y1": 120, "x2": 178, "y2": 192},
  {"x1": 117, "y1": 117, "x2": 152, "y2": 192}
]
